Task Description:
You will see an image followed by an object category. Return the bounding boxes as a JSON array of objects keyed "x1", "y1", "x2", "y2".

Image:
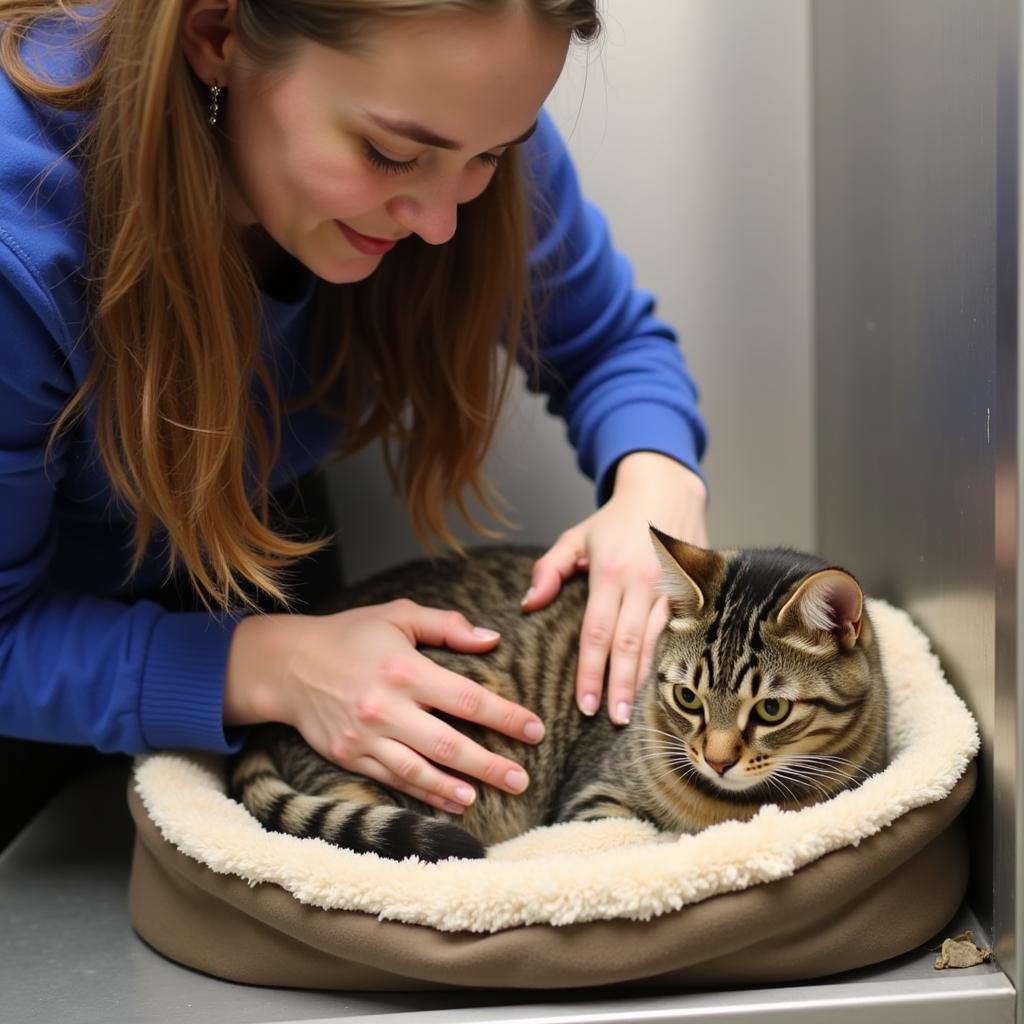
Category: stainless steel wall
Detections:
[{"x1": 812, "y1": 0, "x2": 1017, "y2": 960}]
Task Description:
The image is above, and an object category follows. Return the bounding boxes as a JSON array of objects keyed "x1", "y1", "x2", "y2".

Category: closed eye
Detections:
[
  {"x1": 364, "y1": 140, "x2": 503, "y2": 176},
  {"x1": 363, "y1": 141, "x2": 417, "y2": 175}
]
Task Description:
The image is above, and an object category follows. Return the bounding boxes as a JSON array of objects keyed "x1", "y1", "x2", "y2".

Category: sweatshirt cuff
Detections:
[
  {"x1": 140, "y1": 610, "x2": 246, "y2": 754},
  {"x1": 591, "y1": 403, "x2": 706, "y2": 505}
]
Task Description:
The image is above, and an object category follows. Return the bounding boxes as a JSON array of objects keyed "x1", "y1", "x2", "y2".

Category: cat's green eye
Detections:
[
  {"x1": 673, "y1": 685, "x2": 703, "y2": 713},
  {"x1": 753, "y1": 697, "x2": 792, "y2": 724}
]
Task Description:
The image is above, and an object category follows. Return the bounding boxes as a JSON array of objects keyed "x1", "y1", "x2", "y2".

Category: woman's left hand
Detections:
[{"x1": 521, "y1": 452, "x2": 709, "y2": 725}]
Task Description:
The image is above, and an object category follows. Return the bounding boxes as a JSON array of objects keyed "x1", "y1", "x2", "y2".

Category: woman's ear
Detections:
[{"x1": 180, "y1": 0, "x2": 238, "y2": 86}]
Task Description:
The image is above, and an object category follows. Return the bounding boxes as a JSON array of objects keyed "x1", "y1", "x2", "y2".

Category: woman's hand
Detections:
[
  {"x1": 522, "y1": 451, "x2": 708, "y2": 726},
  {"x1": 223, "y1": 600, "x2": 546, "y2": 814}
]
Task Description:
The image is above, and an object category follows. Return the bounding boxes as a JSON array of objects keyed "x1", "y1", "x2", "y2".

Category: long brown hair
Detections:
[{"x1": 0, "y1": 0, "x2": 600, "y2": 607}]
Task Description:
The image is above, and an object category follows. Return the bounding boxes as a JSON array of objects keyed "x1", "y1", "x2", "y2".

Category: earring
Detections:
[{"x1": 208, "y1": 84, "x2": 221, "y2": 127}]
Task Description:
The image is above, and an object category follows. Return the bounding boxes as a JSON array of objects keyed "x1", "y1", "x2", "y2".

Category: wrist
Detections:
[
  {"x1": 612, "y1": 451, "x2": 709, "y2": 546},
  {"x1": 223, "y1": 613, "x2": 302, "y2": 727},
  {"x1": 613, "y1": 451, "x2": 706, "y2": 501}
]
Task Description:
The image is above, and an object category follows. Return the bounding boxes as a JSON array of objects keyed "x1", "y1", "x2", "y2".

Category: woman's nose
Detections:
[{"x1": 387, "y1": 186, "x2": 459, "y2": 247}]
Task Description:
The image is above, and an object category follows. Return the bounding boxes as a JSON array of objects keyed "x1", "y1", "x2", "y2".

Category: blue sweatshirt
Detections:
[{"x1": 0, "y1": 20, "x2": 706, "y2": 755}]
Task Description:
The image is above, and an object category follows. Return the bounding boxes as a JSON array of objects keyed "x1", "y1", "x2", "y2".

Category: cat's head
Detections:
[{"x1": 643, "y1": 527, "x2": 886, "y2": 808}]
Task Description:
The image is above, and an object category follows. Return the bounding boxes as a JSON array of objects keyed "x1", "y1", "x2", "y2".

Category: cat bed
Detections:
[{"x1": 128, "y1": 599, "x2": 979, "y2": 990}]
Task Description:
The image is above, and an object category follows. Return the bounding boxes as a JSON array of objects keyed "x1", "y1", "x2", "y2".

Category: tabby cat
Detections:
[{"x1": 230, "y1": 528, "x2": 888, "y2": 861}]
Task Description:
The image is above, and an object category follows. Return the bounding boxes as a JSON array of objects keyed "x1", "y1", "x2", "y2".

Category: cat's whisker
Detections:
[
  {"x1": 781, "y1": 754, "x2": 871, "y2": 779},
  {"x1": 773, "y1": 758, "x2": 863, "y2": 786},
  {"x1": 630, "y1": 726, "x2": 692, "y2": 745},
  {"x1": 626, "y1": 757, "x2": 692, "y2": 770},
  {"x1": 651, "y1": 761, "x2": 700, "y2": 782},
  {"x1": 770, "y1": 767, "x2": 833, "y2": 801},
  {"x1": 647, "y1": 760, "x2": 701, "y2": 786},
  {"x1": 797, "y1": 752, "x2": 866, "y2": 765},
  {"x1": 775, "y1": 752, "x2": 862, "y2": 771},
  {"x1": 632, "y1": 739, "x2": 693, "y2": 758},
  {"x1": 771, "y1": 762, "x2": 831, "y2": 782},
  {"x1": 630, "y1": 744, "x2": 687, "y2": 758},
  {"x1": 778, "y1": 780, "x2": 816, "y2": 803},
  {"x1": 631, "y1": 750, "x2": 694, "y2": 771},
  {"x1": 631, "y1": 752, "x2": 690, "y2": 768},
  {"x1": 760, "y1": 775, "x2": 800, "y2": 806},
  {"x1": 631, "y1": 745, "x2": 692, "y2": 763},
  {"x1": 789, "y1": 752, "x2": 858, "y2": 763},
  {"x1": 811, "y1": 770, "x2": 860, "y2": 788},
  {"x1": 774, "y1": 762, "x2": 855, "y2": 785}
]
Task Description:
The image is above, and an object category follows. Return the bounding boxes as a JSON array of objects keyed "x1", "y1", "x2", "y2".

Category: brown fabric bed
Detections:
[{"x1": 128, "y1": 600, "x2": 978, "y2": 990}]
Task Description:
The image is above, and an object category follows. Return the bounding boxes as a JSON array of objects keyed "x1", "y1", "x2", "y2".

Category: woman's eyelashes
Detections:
[
  {"x1": 363, "y1": 140, "x2": 417, "y2": 175},
  {"x1": 362, "y1": 140, "x2": 502, "y2": 176}
]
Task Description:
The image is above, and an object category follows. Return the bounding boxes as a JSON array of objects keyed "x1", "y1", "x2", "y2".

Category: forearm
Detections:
[{"x1": 0, "y1": 590, "x2": 241, "y2": 754}]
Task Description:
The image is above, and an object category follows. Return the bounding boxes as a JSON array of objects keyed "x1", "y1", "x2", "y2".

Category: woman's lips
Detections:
[{"x1": 336, "y1": 221, "x2": 398, "y2": 256}]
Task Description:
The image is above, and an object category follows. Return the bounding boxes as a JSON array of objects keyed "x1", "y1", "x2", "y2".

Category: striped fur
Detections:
[{"x1": 230, "y1": 530, "x2": 888, "y2": 861}]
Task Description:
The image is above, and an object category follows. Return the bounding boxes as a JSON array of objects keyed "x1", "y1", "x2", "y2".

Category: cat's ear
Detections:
[
  {"x1": 777, "y1": 569, "x2": 864, "y2": 650},
  {"x1": 648, "y1": 526, "x2": 718, "y2": 620}
]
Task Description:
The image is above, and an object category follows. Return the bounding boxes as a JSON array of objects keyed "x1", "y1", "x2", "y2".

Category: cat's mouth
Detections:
[
  {"x1": 698, "y1": 761, "x2": 830, "y2": 805},
  {"x1": 698, "y1": 764, "x2": 767, "y2": 794},
  {"x1": 677, "y1": 760, "x2": 773, "y2": 803}
]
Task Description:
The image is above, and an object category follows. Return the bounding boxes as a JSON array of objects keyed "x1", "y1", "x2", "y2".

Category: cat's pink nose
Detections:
[{"x1": 707, "y1": 758, "x2": 738, "y2": 776}]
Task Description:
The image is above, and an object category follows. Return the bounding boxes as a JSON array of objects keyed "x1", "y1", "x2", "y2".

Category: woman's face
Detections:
[{"x1": 218, "y1": 8, "x2": 570, "y2": 284}]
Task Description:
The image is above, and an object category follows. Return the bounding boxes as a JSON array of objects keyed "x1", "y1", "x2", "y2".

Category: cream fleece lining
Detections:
[{"x1": 133, "y1": 599, "x2": 979, "y2": 934}]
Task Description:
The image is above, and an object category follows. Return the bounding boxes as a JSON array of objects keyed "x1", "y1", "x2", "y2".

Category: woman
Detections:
[{"x1": 0, "y1": 0, "x2": 708, "y2": 829}]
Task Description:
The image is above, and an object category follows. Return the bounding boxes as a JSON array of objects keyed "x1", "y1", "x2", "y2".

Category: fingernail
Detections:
[
  {"x1": 454, "y1": 785, "x2": 476, "y2": 805},
  {"x1": 505, "y1": 769, "x2": 529, "y2": 792},
  {"x1": 615, "y1": 701, "x2": 633, "y2": 725},
  {"x1": 580, "y1": 693, "x2": 599, "y2": 716},
  {"x1": 442, "y1": 800, "x2": 465, "y2": 814},
  {"x1": 523, "y1": 720, "x2": 545, "y2": 742},
  {"x1": 472, "y1": 627, "x2": 500, "y2": 641},
  {"x1": 520, "y1": 586, "x2": 536, "y2": 607}
]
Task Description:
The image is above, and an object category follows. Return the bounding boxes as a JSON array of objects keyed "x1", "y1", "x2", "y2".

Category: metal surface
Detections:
[
  {"x1": 998, "y1": 0, "x2": 1023, "y2": 1009},
  {"x1": 0, "y1": 765, "x2": 1012, "y2": 1024},
  {"x1": 812, "y1": 0, "x2": 1008, "y2": 947}
]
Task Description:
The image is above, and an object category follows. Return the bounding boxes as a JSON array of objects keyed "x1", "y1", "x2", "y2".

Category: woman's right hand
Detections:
[{"x1": 223, "y1": 599, "x2": 546, "y2": 813}]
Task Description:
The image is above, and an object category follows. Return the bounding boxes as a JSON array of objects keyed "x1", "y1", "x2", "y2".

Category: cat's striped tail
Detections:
[{"x1": 230, "y1": 733, "x2": 485, "y2": 863}]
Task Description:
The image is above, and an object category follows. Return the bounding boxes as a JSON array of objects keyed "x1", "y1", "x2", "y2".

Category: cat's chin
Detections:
[{"x1": 701, "y1": 770, "x2": 767, "y2": 795}]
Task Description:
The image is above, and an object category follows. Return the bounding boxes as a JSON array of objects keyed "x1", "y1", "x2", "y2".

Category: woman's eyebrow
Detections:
[{"x1": 365, "y1": 112, "x2": 539, "y2": 150}]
